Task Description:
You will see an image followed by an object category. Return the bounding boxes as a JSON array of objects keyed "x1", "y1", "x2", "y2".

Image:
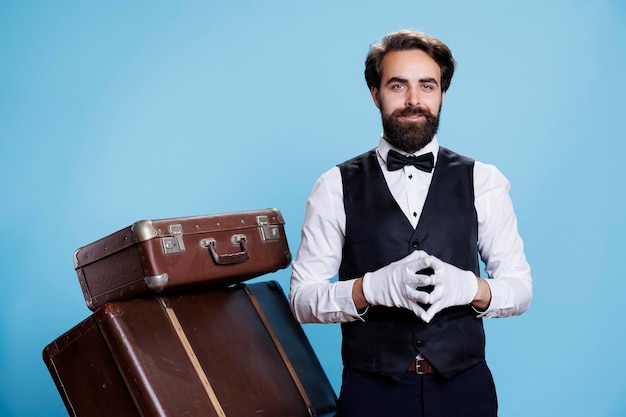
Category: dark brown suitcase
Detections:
[
  {"x1": 43, "y1": 281, "x2": 337, "y2": 417},
  {"x1": 74, "y1": 208, "x2": 291, "y2": 310}
]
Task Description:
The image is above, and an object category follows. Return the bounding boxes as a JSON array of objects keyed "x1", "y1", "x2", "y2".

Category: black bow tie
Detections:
[{"x1": 386, "y1": 149, "x2": 434, "y2": 172}]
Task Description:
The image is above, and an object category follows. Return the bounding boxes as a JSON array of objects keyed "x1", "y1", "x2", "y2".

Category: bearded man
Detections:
[{"x1": 289, "y1": 30, "x2": 532, "y2": 417}]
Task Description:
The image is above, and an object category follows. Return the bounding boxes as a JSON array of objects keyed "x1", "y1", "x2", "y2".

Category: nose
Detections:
[{"x1": 406, "y1": 86, "x2": 420, "y2": 107}]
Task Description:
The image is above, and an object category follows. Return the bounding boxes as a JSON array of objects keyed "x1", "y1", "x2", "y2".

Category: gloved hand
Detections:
[
  {"x1": 420, "y1": 255, "x2": 478, "y2": 323},
  {"x1": 362, "y1": 251, "x2": 434, "y2": 318}
]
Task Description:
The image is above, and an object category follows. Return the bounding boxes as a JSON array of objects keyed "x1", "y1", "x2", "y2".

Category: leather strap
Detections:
[
  {"x1": 408, "y1": 359, "x2": 437, "y2": 374},
  {"x1": 244, "y1": 285, "x2": 315, "y2": 417},
  {"x1": 158, "y1": 297, "x2": 227, "y2": 417}
]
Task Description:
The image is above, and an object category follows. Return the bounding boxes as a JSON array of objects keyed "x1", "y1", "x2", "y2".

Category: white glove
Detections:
[
  {"x1": 421, "y1": 255, "x2": 478, "y2": 323},
  {"x1": 362, "y1": 251, "x2": 434, "y2": 318}
]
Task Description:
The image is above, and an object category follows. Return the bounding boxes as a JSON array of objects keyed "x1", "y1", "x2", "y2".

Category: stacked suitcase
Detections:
[{"x1": 43, "y1": 208, "x2": 337, "y2": 417}]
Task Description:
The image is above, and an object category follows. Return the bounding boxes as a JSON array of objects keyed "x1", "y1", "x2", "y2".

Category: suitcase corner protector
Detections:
[
  {"x1": 270, "y1": 208, "x2": 285, "y2": 224},
  {"x1": 73, "y1": 248, "x2": 81, "y2": 269},
  {"x1": 131, "y1": 220, "x2": 158, "y2": 243},
  {"x1": 85, "y1": 298, "x2": 96, "y2": 311}
]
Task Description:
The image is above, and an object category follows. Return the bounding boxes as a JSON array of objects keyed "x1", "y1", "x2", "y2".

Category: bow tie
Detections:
[{"x1": 386, "y1": 149, "x2": 434, "y2": 172}]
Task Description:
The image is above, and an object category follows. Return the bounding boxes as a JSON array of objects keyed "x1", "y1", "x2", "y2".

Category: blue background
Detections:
[{"x1": 1, "y1": 1, "x2": 625, "y2": 416}]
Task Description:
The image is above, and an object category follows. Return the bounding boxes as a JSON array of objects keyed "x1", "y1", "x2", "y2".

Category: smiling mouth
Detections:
[{"x1": 398, "y1": 113, "x2": 426, "y2": 123}]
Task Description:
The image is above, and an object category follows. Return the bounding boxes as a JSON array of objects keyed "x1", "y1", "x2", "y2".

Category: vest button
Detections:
[
  {"x1": 415, "y1": 340, "x2": 423, "y2": 347},
  {"x1": 412, "y1": 240, "x2": 420, "y2": 248}
]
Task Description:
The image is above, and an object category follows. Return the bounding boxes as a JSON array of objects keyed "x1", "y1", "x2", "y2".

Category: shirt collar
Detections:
[{"x1": 377, "y1": 136, "x2": 440, "y2": 168}]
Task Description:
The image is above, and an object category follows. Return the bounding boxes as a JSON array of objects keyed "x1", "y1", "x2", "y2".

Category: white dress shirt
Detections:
[{"x1": 289, "y1": 136, "x2": 532, "y2": 324}]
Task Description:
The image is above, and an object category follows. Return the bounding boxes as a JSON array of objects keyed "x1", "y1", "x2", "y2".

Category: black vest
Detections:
[{"x1": 338, "y1": 147, "x2": 485, "y2": 380}]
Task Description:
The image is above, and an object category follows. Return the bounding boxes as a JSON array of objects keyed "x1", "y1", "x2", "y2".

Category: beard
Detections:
[{"x1": 381, "y1": 105, "x2": 440, "y2": 153}]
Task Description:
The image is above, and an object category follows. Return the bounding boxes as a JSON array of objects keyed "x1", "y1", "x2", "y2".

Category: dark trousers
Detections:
[{"x1": 336, "y1": 361, "x2": 498, "y2": 417}]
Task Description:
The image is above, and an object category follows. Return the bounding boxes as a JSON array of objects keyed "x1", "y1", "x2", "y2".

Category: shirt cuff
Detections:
[
  {"x1": 473, "y1": 278, "x2": 502, "y2": 318},
  {"x1": 336, "y1": 279, "x2": 364, "y2": 320}
]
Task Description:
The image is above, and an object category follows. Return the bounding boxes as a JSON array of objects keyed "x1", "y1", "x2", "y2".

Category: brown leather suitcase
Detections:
[
  {"x1": 43, "y1": 281, "x2": 337, "y2": 417},
  {"x1": 74, "y1": 208, "x2": 291, "y2": 310}
]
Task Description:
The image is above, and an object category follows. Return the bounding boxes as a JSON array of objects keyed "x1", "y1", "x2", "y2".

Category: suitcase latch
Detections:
[
  {"x1": 257, "y1": 215, "x2": 281, "y2": 241},
  {"x1": 161, "y1": 224, "x2": 186, "y2": 254}
]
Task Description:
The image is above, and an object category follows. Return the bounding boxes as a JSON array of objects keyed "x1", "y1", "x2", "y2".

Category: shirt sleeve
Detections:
[
  {"x1": 288, "y1": 167, "x2": 362, "y2": 324},
  {"x1": 474, "y1": 162, "x2": 533, "y2": 318}
]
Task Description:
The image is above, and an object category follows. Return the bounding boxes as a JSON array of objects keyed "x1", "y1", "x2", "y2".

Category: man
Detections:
[{"x1": 289, "y1": 29, "x2": 532, "y2": 417}]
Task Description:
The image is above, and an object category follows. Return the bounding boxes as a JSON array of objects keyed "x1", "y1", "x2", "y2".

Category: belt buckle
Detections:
[{"x1": 415, "y1": 359, "x2": 427, "y2": 375}]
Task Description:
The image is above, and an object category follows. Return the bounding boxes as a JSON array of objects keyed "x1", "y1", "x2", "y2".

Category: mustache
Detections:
[{"x1": 393, "y1": 107, "x2": 433, "y2": 117}]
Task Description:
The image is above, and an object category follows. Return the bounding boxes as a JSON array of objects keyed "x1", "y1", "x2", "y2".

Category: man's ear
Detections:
[
  {"x1": 441, "y1": 91, "x2": 446, "y2": 104},
  {"x1": 370, "y1": 86, "x2": 381, "y2": 109}
]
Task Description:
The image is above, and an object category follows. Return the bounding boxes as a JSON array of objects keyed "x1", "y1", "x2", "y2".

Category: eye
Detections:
[
  {"x1": 390, "y1": 83, "x2": 406, "y2": 91},
  {"x1": 421, "y1": 84, "x2": 434, "y2": 91}
]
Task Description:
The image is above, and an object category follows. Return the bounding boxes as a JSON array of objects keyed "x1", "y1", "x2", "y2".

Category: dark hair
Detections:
[{"x1": 364, "y1": 30, "x2": 456, "y2": 92}]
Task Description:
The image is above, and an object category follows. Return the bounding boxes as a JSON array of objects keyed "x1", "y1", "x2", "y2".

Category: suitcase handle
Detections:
[{"x1": 202, "y1": 236, "x2": 250, "y2": 265}]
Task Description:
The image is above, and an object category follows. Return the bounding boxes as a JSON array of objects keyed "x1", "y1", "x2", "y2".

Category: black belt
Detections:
[{"x1": 408, "y1": 359, "x2": 436, "y2": 374}]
